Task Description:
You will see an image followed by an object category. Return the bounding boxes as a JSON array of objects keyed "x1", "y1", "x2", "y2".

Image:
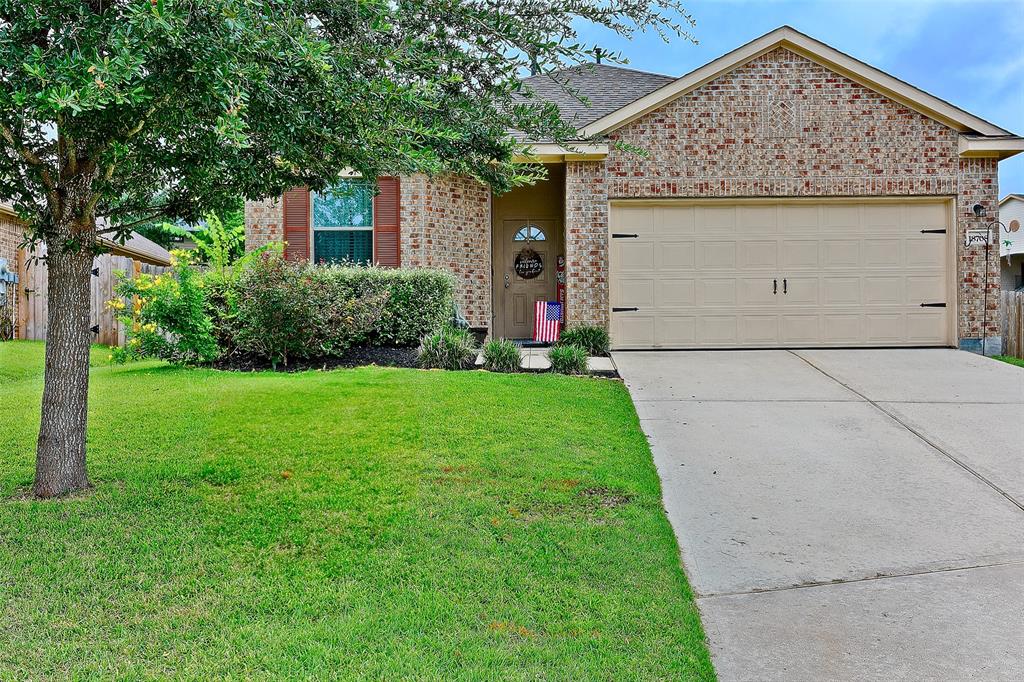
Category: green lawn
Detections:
[
  {"x1": 994, "y1": 354, "x2": 1024, "y2": 368},
  {"x1": 0, "y1": 341, "x2": 713, "y2": 680}
]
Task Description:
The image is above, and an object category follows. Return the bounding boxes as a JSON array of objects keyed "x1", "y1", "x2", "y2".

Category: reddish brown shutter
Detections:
[
  {"x1": 282, "y1": 187, "x2": 310, "y2": 262},
  {"x1": 373, "y1": 176, "x2": 401, "y2": 267}
]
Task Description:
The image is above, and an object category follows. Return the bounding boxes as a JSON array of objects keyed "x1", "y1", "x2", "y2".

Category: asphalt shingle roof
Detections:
[{"x1": 516, "y1": 63, "x2": 676, "y2": 140}]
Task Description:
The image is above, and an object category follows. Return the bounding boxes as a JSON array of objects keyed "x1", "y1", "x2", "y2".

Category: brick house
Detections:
[{"x1": 245, "y1": 26, "x2": 1023, "y2": 352}]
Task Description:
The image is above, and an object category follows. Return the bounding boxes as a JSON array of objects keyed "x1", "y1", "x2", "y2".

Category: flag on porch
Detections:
[{"x1": 534, "y1": 301, "x2": 562, "y2": 343}]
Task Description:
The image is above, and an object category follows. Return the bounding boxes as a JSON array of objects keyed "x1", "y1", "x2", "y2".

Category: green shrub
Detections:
[
  {"x1": 556, "y1": 324, "x2": 610, "y2": 356},
  {"x1": 112, "y1": 251, "x2": 219, "y2": 365},
  {"x1": 312, "y1": 265, "x2": 456, "y2": 346},
  {"x1": 549, "y1": 344, "x2": 589, "y2": 375},
  {"x1": 417, "y1": 326, "x2": 478, "y2": 370},
  {"x1": 232, "y1": 252, "x2": 385, "y2": 368},
  {"x1": 482, "y1": 338, "x2": 521, "y2": 373}
]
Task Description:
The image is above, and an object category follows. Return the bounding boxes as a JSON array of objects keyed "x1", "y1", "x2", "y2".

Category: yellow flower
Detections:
[
  {"x1": 143, "y1": 323, "x2": 157, "y2": 333},
  {"x1": 129, "y1": 337, "x2": 140, "y2": 347}
]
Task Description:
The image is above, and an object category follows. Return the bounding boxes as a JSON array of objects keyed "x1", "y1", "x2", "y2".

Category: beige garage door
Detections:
[{"x1": 609, "y1": 200, "x2": 952, "y2": 349}]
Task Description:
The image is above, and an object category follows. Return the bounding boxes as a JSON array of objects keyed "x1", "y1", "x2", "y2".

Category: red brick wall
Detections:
[
  {"x1": 401, "y1": 174, "x2": 491, "y2": 329},
  {"x1": 565, "y1": 46, "x2": 1001, "y2": 346},
  {"x1": 565, "y1": 162, "x2": 610, "y2": 327}
]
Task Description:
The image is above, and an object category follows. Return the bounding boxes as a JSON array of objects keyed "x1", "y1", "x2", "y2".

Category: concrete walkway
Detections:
[{"x1": 613, "y1": 349, "x2": 1024, "y2": 681}]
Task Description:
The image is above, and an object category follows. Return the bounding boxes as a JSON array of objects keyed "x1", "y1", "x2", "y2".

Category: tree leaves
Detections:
[{"x1": 0, "y1": 0, "x2": 695, "y2": 245}]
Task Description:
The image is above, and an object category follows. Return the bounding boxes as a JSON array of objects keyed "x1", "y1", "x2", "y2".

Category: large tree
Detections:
[{"x1": 0, "y1": 0, "x2": 693, "y2": 498}]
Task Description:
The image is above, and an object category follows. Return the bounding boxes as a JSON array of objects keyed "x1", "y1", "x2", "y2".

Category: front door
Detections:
[{"x1": 495, "y1": 219, "x2": 558, "y2": 339}]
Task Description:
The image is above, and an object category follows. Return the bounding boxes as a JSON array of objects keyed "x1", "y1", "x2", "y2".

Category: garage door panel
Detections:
[
  {"x1": 782, "y1": 240, "x2": 819, "y2": 268},
  {"x1": 612, "y1": 314, "x2": 655, "y2": 347},
  {"x1": 657, "y1": 206, "x2": 695, "y2": 234},
  {"x1": 906, "y1": 275, "x2": 945, "y2": 303},
  {"x1": 614, "y1": 207, "x2": 656, "y2": 236},
  {"x1": 616, "y1": 278, "x2": 654, "y2": 307},
  {"x1": 780, "y1": 205, "x2": 820, "y2": 232},
  {"x1": 823, "y1": 239, "x2": 861, "y2": 268},
  {"x1": 699, "y1": 316, "x2": 739, "y2": 343},
  {"x1": 698, "y1": 242, "x2": 737, "y2": 269},
  {"x1": 736, "y1": 205, "x2": 779, "y2": 232},
  {"x1": 906, "y1": 238, "x2": 945, "y2": 268},
  {"x1": 780, "y1": 314, "x2": 820, "y2": 343},
  {"x1": 656, "y1": 241, "x2": 696, "y2": 270},
  {"x1": 823, "y1": 314, "x2": 863, "y2": 343},
  {"x1": 658, "y1": 316, "x2": 697, "y2": 345},
  {"x1": 738, "y1": 278, "x2": 779, "y2": 305},
  {"x1": 739, "y1": 240, "x2": 779, "y2": 268},
  {"x1": 906, "y1": 202, "x2": 948, "y2": 230},
  {"x1": 823, "y1": 277, "x2": 862, "y2": 305},
  {"x1": 739, "y1": 315, "x2": 779, "y2": 344},
  {"x1": 823, "y1": 204, "x2": 861, "y2": 230},
  {"x1": 863, "y1": 203, "x2": 901, "y2": 229},
  {"x1": 863, "y1": 239, "x2": 902, "y2": 268},
  {"x1": 610, "y1": 200, "x2": 951, "y2": 349},
  {"x1": 780, "y1": 277, "x2": 819, "y2": 306},
  {"x1": 866, "y1": 313, "x2": 906, "y2": 343},
  {"x1": 699, "y1": 279, "x2": 737, "y2": 306},
  {"x1": 699, "y1": 206, "x2": 738, "y2": 230},
  {"x1": 657, "y1": 279, "x2": 696, "y2": 307},
  {"x1": 864, "y1": 277, "x2": 904, "y2": 305},
  {"x1": 907, "y1": 311, "x2": 947, "y2": 342},
  {"x1": 617, "y1": 241, "x2": 656, "y2": 271}
]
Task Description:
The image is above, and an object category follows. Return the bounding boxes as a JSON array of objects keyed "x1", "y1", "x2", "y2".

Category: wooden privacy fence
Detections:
[
  {"x1": 16, "y1": 246, "x2": 169, "y2": 346},
  {"x1": 1001, "y1": 291, "x2": 1024, "y2": 359}
]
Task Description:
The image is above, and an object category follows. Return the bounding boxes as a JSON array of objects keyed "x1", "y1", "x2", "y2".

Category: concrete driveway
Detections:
[{"x1": 613, "y1": 349, "x2": 1024, "y2": 681}]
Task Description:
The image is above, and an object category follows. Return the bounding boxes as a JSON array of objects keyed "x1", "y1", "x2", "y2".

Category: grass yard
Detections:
[
  {"x1": 994, "y1": 354, "x2": 1024, "y2": 369},
  {"x1": 0, "y1": 341, "x2": 713, "y2": 680}
]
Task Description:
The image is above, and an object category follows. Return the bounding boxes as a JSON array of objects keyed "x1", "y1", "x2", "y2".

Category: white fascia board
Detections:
[
  {"x1": 959, "y1": 136, "x2": 1024, "y2": 159},
  {"x1": 513, "y1": 142, "x2": 609, "y2": 162}
]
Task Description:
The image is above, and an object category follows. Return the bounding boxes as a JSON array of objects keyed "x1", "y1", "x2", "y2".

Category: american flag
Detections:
[{"x1": 534, "y1": 301, "x2": 562, "y2": 343}]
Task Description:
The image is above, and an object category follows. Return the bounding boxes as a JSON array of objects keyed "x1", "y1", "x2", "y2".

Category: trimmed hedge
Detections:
[{"x1": 311, "y1": 265, "x2": 457, "y2": 346}]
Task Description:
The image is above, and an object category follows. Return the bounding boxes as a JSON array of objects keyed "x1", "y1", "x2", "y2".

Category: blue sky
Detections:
[{"x1": 574, "y1": 0, "x2": 1024, "y2": 196}]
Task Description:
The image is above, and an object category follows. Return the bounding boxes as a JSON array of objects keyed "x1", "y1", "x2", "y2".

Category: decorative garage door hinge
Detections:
[
  {"x1": 611, "y1": 233, "x2": 639, "y2": 239},
  {"x1": 612, "y1": 307, "x2": 640, "y2": 312},
  {"x1": 920, "y1": 229, "x2": 947, "y2": 234},
  {"x1": 919, "y1": 302, "x2": 946, "y2": 307}
]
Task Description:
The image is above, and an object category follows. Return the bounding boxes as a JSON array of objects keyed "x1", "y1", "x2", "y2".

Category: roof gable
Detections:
[{"x1": 579, "y1": 26, "x2": 1014, "y2": 141}]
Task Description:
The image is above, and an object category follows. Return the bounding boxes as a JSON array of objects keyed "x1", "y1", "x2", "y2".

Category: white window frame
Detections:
[{"x1": 310, "y1": 177, "x2": 375, "y2": 263}]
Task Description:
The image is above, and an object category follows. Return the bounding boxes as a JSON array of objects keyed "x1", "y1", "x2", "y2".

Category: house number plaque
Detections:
[{"x1": 514, "y1": 248, "x2": 543, "y2": 279}]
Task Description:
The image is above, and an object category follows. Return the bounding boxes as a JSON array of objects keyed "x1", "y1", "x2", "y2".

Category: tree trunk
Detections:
[{"x1": 33, "y1": 244, "x2": 95, "y2": 498}]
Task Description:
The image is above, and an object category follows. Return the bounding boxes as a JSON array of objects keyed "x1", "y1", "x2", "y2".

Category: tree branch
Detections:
[{"x1": 0, "y1": 120, "x2": 58, "y2": 197}]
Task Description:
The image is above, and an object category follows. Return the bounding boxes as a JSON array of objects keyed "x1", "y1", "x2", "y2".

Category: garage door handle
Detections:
[
  {"x1": 783, "y1": 278, "x2": 787, "y2": 294},
  {"x1": 611, "y1": 233, "x2": 639, "y2": 239},
  {"x1": 773, "y1": 279, "x2": 777, "y2": 294},
  {"x1": 920, "y1": 302, "x2": 946, "y2": 307},
  {"x1": 920, "y1": 229, "x2": 946, "y2": 234},
  {"x1": 612, "y1": 307, "x2": 639, "y2": 312}
]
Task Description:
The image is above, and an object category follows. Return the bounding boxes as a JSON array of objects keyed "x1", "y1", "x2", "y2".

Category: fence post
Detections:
[{"x1": 15, "y1": 248, "x2": 26, "y2": 339}]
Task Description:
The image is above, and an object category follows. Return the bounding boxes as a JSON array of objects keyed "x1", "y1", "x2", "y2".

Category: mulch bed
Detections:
[{"x1": 213, "y1": 346, "x2": 418, "y2": 372}]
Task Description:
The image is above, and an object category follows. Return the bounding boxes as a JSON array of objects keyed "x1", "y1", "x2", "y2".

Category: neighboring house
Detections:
[
  {"x1": 244, "y1": 26, "x2": 1024, "y2": 353},
  {"x1": 0, "y1": 202, "x2": 171, "y2": 341},
  {"x1": 999, "y1": 194, "x2": 1024, "y2": 291}
]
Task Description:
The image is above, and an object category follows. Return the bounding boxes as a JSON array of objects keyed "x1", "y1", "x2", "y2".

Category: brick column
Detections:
[
  {"x1": 956, "y1": 157, "x2": 1001, "y2": 353},
  {"x1": 564, "y1": 160, "x2": 610, "y2": 328}
]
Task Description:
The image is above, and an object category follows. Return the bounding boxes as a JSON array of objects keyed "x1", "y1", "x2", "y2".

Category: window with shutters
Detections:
[{"x1": 311, "y1": 179, "x2": 374, "y2": 265}]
